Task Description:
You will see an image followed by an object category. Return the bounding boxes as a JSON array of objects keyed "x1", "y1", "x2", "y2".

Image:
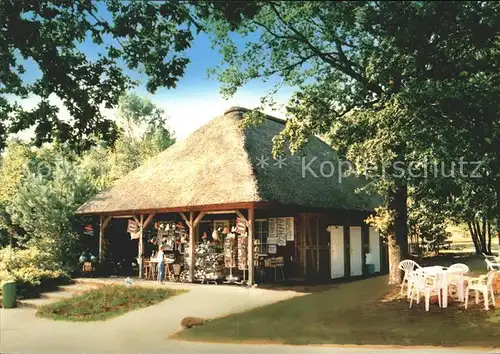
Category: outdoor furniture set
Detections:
[{"x1": 398, "y1": 258, "x2": 499, "y2": 312}]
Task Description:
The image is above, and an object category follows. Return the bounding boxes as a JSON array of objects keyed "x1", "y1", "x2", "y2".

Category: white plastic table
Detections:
[{"x1": 421, "y1": 266, "x2": 450, "y2": 308}]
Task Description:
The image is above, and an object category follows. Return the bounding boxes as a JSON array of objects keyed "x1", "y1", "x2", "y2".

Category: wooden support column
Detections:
[
  {"x1": 181, "y1": 211, "x2": 206, "y2": 282},
  {"x1": 138, "y1": 214, "x2": 144, "y2": 278},
  {"x1": 99, "y1": 215, "x2": 112, "y2": 263},
  {"x1": 248, "y1": 208, "x2": 255, "y2": 285},
  {"x1": 188, "y1": 212, "x2": 195, "y2": 282},
  {"x1": 99, "y1": 215, "x2": 104, "y2": 263}
]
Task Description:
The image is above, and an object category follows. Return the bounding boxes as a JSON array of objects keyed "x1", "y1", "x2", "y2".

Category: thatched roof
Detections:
[{"x1": 76, "y1": 107, "x2": 378, "y2": 215}]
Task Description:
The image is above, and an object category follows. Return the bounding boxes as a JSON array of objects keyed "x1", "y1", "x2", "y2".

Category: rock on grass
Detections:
[{"x1": 181, "y1": 317, "x2": 205, "y2": 329}]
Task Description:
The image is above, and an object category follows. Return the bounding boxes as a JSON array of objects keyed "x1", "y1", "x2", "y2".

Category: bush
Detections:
[{"x1": 0, "y1": 246, "x2": 69, "y2": 298}]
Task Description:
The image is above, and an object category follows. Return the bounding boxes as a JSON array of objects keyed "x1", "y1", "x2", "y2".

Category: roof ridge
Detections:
[{"x1": 224, "y1": 106, "x2": 287, "y2": 125}]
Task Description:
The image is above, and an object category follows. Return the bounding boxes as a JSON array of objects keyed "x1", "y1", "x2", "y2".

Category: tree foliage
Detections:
[
  {"x1": 205, "y1": 1, "x2": 499, "y2": 280},
  {"x1": 0, "y1": 93, "x2": 175, "y2": 266},
  {"x1": 0, "y1": 0, "x2": 194, "y2": 151},
  {"x1": 7, "y1": 155, "x2": 95, "y2": 266}
]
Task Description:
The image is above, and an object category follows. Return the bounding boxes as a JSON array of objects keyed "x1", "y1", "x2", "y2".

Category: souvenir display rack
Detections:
[
  {"x1": 223, "y1": 235, "x2": 240, "y2": 283},
  {"x1": 144, "y1": 219, "x2": 252, "y2": 284},
  {"x1": 181, "y1": 243, "x2": 224, "y2": 283}
]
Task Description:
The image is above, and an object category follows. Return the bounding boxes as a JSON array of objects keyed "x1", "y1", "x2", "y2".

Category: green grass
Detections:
[
  {"x1": 37, "y1": 285, "x2": 185, "y2": 322},
  {"x1": 175, "y1": 274, "x2": 500, "y2": 347}
]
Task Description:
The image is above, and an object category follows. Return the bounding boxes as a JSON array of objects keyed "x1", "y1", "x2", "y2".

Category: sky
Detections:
[
  {"x1": 14, "y1": 14, "x2": 295, "y2": 141},
  {"x1": 132, "y1": 32, "x2": 294, "y2": 139}
]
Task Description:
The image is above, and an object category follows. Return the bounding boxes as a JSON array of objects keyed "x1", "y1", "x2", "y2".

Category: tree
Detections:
[
  {"x1": 0, "y1": 140, "x2": 35, "y2": 246},
  {"x1": 108, "y1": 93, "x2": 175, "y2": 179},
  {"x1": 204, "y1": 1, "x2": 499, "y2": 283},
  {"x1": 7, "y1": 152, "x2": 97, "y2": 267},
  {"x1": 0, "y1": 0, "x2": 195, "y2": 151}
]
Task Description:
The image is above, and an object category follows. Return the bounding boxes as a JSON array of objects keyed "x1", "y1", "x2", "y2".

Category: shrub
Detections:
[{"x1": 0, "y1": 246, "x2": 69, "y2": 298}]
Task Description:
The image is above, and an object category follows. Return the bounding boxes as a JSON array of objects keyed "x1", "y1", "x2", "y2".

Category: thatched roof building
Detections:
[
  {"x1": 77, "y1": 107, "x2": 387, "y2": 284},
  {"x1": 77, "y1": 107, "x2": 376, "y2": 215}
]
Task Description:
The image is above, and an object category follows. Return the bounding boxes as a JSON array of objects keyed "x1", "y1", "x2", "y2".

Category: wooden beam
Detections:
[
  {"x1": 143, "y1": 213, "x2": 156, "y2": 229},
  {"x1": 207, "y1": 210, "x2": 238, "y2": 215},
  {"x1": 235, "y1": 210, "x2": 248, "y2": 225},
  {"x1": 247, "y1": 207, "x2": 255, "y2": 285},
  {"x1": 192, "y1": 211, "x2": 206, "y2": 228},
  {"x1": 102, "y1": 216, "x2": 112, "y2": 230},
  {"x1": 180, "y1": 212, "x2": 191, "y2": 227},
  {"x1": 77, "y1": 202, "x2": 257, "y2": 216},
  {"x1": 188, "y1": 212, "x2": 195, "y2": 282}
]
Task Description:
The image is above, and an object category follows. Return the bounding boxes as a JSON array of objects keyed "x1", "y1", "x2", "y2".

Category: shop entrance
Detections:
[{"x1": 299, "y1": 214, "x2": 329, "y2": 280}]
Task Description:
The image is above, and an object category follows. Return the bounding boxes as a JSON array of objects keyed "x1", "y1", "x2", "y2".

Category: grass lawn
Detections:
[
  {"x1": 37, "y1": 285, "x2": 185, "y2": 321},
  {"x1": 175, "y1": 274, "x2": 500, "y2": 347}
]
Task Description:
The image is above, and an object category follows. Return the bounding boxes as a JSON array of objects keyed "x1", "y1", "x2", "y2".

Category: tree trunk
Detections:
[
  {"x1": 475, "y1": 219, "x2": 486, "y2": 253},
  {"x1": 487, "y1": 220, "x2": 492, "y2": 254},
  {"x1": 494, "y1": 181, "x2": 500, "y2": 249},
  {"x1": 481, "y1": 216, "x2": 488, "y2": 253},
  {"x1": 387, "y1": 183, "x2": 409, "y2": 285},
  {"x1": 467, "y1": 221, "x2": 481, "y2": 255}
]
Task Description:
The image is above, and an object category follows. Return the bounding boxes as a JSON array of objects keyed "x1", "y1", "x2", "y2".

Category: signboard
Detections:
[
  {"x1": 127, "y1": 220, "x2": 139, "y2": 233},
  {"x1": 128, "y1": 220, "x2": 141, "y2": 240},
  {"x1": 236, "y1": 217, "x2": 247, "y2": 235},
  {"x1": 268, "y1": 244, "x2": 277, "y2": 254},
  {"x1": 276, "y1": 218, "x2": 287, "y2": 246},
  {"x1": 285, "y1": 217, "x2": 294, "y2": 241},
  {"x1": 267, "y1": 237, "x2": 278, "y2": 245},
  {"x1": 268, "y1": 217, "x2": 294, "y2": 245},
  {"x1": 268, "y1": 218, "x2": 277, "y2": 240},
  {"x1": 84, "y1": 225, "x2": 94, "y2": 236}
]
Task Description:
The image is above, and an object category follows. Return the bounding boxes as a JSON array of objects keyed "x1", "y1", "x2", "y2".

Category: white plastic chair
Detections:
[
  {"x1": 485, "y1": 258, "x2": 500, "y2": 271},
  {"x1": 398, "y1": 259, "x2": 421, "y2": 297},
  {"x1": 408, "y1": 269, "x2": 441, "y2": 312},
  {"x1": 446, "y1": 263, "x2": 469, "y2": 302},
  {"x1": 464, "y1": 271, "x2": 497, "y2": 310}
]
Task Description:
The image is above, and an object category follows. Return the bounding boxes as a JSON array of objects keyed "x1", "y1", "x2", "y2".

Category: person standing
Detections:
[{"x1": 157, "y1": 245, "x2": 166, "y2": 283}]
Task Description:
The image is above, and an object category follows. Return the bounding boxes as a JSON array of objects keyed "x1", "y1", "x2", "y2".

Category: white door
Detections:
[
  {"x1": 328, "y1": 225, "x2": 344, "y2": 279},
  {"x1": 349, "y1": 226, "x2": 363, "y2": 276},
  {"x1": 369, "y1": 227, "x2": 381, "y2": 272}
]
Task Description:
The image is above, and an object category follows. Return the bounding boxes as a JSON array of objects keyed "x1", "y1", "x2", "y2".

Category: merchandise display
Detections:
[
  {"x1": 139, "y1": 217, "x2": 290, "y2": 285},
  {"x1": 237, "y1": 235, "x2": 248, "y2": 270},
  {"x1": 224, "y1": 237, "x2": 237, "y2": 268},
  {"x1": 182, "y1": 243, "x2": 224, "y2": 284}
]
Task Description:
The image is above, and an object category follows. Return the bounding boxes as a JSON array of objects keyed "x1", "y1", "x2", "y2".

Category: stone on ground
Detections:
[{"x1": 181, "y1": 316, "x2": 205, "y2": 329}]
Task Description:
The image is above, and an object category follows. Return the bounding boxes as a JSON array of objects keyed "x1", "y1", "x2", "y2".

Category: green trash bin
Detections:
[
  {"x1": 367, "y1": 264, "x2": 376, "y2": 275},
  {"x1": 2, "y1": 280, "x2": 17, "y2": 308}
]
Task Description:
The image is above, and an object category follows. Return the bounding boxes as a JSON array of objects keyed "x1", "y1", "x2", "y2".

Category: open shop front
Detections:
[{"x1": 128, "y1": 210, "x2": 294, "y2": 285}]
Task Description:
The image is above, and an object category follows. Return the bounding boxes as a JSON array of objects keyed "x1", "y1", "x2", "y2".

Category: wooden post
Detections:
[
  {"x1": 315, "y1": 215, "x2": 320, "y2": 276},
  {"x1": 99, "y1": 215, "x2": 112, "y2": 263},
  {"x1": 248, "y1": 208, "x2": 255, "y2": 285},
  {"x1": 99, "y1": 215, "x2": 104, "y2": 263},
  {"x1": 182, "y1": 211, "x2": 206, "y2": 283},
  {"x1": 139, "y1": 214, "x2": 144, "y2": 278},
  {"x1": 188, "y1": 212, "x2": 195, "y2": 282}
]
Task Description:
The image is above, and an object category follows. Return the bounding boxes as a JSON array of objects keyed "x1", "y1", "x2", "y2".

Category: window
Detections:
[{"x1": 255, "y1": 219, "x2": 268, "y2": 255}]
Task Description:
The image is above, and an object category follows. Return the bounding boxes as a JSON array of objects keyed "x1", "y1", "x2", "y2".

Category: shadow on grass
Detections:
[{"x1": 174, "y1": 275, "x2": 500, "y2": 347}]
